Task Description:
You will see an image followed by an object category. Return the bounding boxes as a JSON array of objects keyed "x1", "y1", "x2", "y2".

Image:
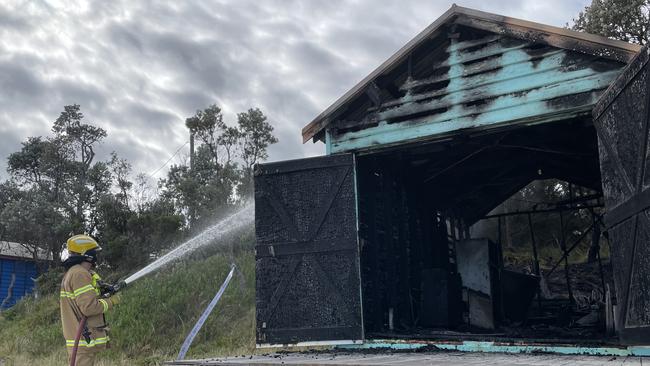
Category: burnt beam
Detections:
[
  {"x1": 482, "y1": 203, "x2": 604, "y2": 219},
  {"x1": 366, "y1": 82, "x2": 383, "y2": 107}
]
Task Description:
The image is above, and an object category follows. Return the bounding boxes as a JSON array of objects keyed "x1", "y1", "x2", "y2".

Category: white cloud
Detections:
[{"x1": 0, "y1": 0, "x2": 592, "y2": 180}]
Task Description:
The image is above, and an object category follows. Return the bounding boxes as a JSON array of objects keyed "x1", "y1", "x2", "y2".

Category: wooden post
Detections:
[
  {"x1": 559, "y1": 212, "x2": 574, "y2": 305},
  {"x1": 497, "y1": 216, "x2": 502, "y2": 246},
  {"x1": 527, "y1": 213, "x2": 541, "y2": 276},
  {"x1": 593, "y1": 213, "x2": 607, "y2": 295},
  {"x1": 497, "y1": 216, "x2": 504, "y2": 266},
  {"x1": 605, "y1": 284, "x2": 614, "y2": 335},
  {"x1": 527, "y1": 213, "x2": 542, "y2": 312}
]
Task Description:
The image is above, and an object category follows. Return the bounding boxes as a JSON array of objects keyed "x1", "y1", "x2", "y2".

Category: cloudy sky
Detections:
[{"x1": 0, "y1": 0, "x2": 589, "y2": 180}]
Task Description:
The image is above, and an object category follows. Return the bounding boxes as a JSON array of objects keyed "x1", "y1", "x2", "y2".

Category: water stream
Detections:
[{"x1": 124, "y1": 202, "x2": 254, "y2": 284}]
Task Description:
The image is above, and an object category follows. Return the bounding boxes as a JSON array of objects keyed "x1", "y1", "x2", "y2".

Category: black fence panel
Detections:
[
  {"x1": 254, "y1": 154, "x2": 363, "y2": 345},
  {"x1": 594, "y1": 47, "x2": 650, "y2": 344}
]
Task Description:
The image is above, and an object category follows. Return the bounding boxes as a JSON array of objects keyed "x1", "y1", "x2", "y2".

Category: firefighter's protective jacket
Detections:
[{"x1": 60, "y1": 264, "x2": 117, "y2": 349}]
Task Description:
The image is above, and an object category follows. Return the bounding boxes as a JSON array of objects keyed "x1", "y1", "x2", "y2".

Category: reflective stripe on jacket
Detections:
[
  {"x1": 65, "y1": 336, "x2": 110, "y2": 348},
  {"x1": 60, "y1": 265, "x2": 117, "y2": 348}
]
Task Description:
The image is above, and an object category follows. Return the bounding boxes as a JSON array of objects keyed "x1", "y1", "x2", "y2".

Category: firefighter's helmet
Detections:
[{"x1": 66, "y1": 234, "x2": 101, "y2": 255}]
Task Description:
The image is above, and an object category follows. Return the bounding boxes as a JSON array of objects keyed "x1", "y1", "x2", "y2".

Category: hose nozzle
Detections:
[
  {"x1": 114, "y1": 280, "x2": 127, "y2": 293},
  {"x1": 98, "y1": 280, "x2": 127, "y2": 298}
]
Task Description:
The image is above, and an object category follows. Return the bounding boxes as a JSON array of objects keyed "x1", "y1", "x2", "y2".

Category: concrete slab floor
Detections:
[{"x1": 165, "y1": 351, "x2": 645, "y2": 366}]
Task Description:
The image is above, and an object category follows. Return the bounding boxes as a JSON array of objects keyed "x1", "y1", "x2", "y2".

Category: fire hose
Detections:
[
  {"x1": 176, "y1": 264, "x2": 236, "y2": 361},
  {"x1": 69, "y1": 316, "x2": 88, "y2": 366},
  {"x1": 69, "y1": 280, "x2": 126, "y2": 366}
]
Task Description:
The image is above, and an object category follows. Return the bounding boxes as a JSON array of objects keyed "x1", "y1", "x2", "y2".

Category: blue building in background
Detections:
[{"x1": 0, "y1": 241, "x2": 48, "y2": 309}]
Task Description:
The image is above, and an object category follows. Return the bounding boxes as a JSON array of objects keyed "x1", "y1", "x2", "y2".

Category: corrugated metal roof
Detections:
[
  {"x1": 0, "y1": 241, "x2": 51, "y2": 261},
  {"x1": 302, "y1": 4, "x2": 642, "y2": 143}
]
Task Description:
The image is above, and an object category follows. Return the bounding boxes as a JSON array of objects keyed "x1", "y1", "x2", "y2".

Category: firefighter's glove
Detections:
[{"x1": 110, "y1": 292, "x2": 122, "y2": 306}]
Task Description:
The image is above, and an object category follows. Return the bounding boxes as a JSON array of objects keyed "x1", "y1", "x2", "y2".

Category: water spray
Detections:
[
  {"x1": 78, "y1": 202, "x2": 253, "y2": 302},
  {"x1": 70, "y1": 203, "x2": 254, "y2": 366},
  {"x1": 122, "y1": 202, "x2": 254, "y2": 286}
]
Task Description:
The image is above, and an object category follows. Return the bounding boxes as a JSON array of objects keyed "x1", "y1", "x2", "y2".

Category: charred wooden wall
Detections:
[
  {"x1": 254, "y1": 154, "x2": 363, "y2": 344},
  {"x1": 327, "y1": 26, "x2": 626, "y2": 154},
  {"x1": 593, "y1": 48, "x2": 650, "y2": 344},
  {"x1": 356, "y1": 154, "x2": 456, "y2": 333}
]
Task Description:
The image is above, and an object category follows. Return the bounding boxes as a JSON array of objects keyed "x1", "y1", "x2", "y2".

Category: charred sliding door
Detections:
[
  {"x1": 254, "y1": 154, "x2": 363, "y2": 345},
  {"x1": 594, "y1": 47, "x2": 650, "y2": 344}
]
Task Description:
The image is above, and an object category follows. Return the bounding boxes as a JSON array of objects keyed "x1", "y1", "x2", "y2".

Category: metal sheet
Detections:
[
  {"x1": 456, "y1": 239, "x2": 492, "y2": 295},
  {"x1": 0, "y1": 258, "x2": 37, "y2": 309}
]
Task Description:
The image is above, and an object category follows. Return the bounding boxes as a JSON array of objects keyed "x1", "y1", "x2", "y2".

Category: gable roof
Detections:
[
  {"x1": 0, "y1": 241, "x2": 52, "y2": 261},
  {"x1": 302, "y1": 4, "x2": 642, "y2": 143}
]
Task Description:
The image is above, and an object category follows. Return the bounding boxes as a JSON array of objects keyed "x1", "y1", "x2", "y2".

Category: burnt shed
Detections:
[{"x1": 254, "y1": 5, "x2": 650, "y2": 349}]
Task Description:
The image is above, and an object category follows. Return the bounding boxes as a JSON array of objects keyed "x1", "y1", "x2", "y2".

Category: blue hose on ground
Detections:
[{"x1": 176, "y1": 263, "x2": 237, "y2": 361}]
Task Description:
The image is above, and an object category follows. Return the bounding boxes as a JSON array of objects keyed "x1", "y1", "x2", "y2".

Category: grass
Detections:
[
  {"x1": 0, "y1": 247, "x2": 256, "y2": 365},
  {"x1": 502, "y1": 237, "x2": 610, "y2": 270}
]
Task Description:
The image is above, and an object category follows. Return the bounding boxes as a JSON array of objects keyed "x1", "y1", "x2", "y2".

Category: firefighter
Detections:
[{"x1": 60, "y1": 234, "x2": 121, "y2": 366}]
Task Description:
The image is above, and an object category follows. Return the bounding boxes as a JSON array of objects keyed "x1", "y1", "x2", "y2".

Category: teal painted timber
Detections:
[
  {"x1": 377, "y1": 69, "x2": 619, "y2": 122},
  {"x1": 338, "y1": 340, "x2": 650, "y2": 357},
  {"x1": 330, "y1": 37, "x2": 626, "y2": 154},
  {"x1": 401, "y1": 49, "x2": 565, "y2": 91},
  {"x1": 331, "y1": 89, "x2": 604, "y2": 153},
  {"x1": 389, "y1": 50, "x2": 603, "y2": 110},
  {"x1": 630, "y1": 346, "x2": 650, "y2": 356},
  {"x1": 325, "y1": 129, "x2": 332, "y2": 155}
]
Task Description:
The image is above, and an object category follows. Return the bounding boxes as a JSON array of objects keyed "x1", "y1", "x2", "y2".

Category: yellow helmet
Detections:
[{"x1": 66, "y1": 234, "x2": 101, "y2": 255}]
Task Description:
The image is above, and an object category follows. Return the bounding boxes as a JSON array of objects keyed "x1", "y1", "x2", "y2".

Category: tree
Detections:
[
  {"x1": 7, "y1": 137, "x2": 48, "y2": 185},
  {"x1": 7, "y1": 136, "x2": 75, "y2": 199},
  {"x1": 236, "y1": 108, "x2": 278, "y2": 197},
  {"x1": 185, "y1": 104, "x2": 226, "y2": 166},
  {"x1": 3, "y1": 105, "x2": 121, "y2": 267},
  {"x1": 237, "y1": 108, "x2": 278, "y2": 173},
  {"x1": 121, "y1": 197, "x2": 183, "y2": 269},
  {"x1": 0, "y1": 189, "x2": 73, "y2": 265},
  {"x1": 163, "y1": 105, "x2": 277, "y2": 226},
  {"x1": 161, "y1": 144, "x2": 240, "y2": 227},
  {"x1": 218, "y1": 126, "x2": 241, "y2": 166},
  {"x1": 132, "y1": 173, "x2": 155, "y2": 212},
  {"x1": 51, "y1": 104, "x2": 107, "y2": 229},
  {"x1": 0, "y1": 181, "x2": 24, "y2": 241},
  {"x1": 0, "y1": 102, "x2": 276, "y2": 273},
  {"x1": 571, "y1": 0, "x2": 649, "y2": 45},
  {"x1": 6, "y1": 134, "x2": 78, "y2": 264},
  {"x1": 109, "y1": 152, "x2": 133, "y2": 207},
  {"x1": 52, "y1": 105, "x2": 107, "y2": 167}
]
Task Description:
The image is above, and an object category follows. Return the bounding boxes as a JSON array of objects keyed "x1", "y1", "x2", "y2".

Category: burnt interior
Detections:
[{"x1": 356, "y1": 118, "x2": 616, "y2": 343}]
